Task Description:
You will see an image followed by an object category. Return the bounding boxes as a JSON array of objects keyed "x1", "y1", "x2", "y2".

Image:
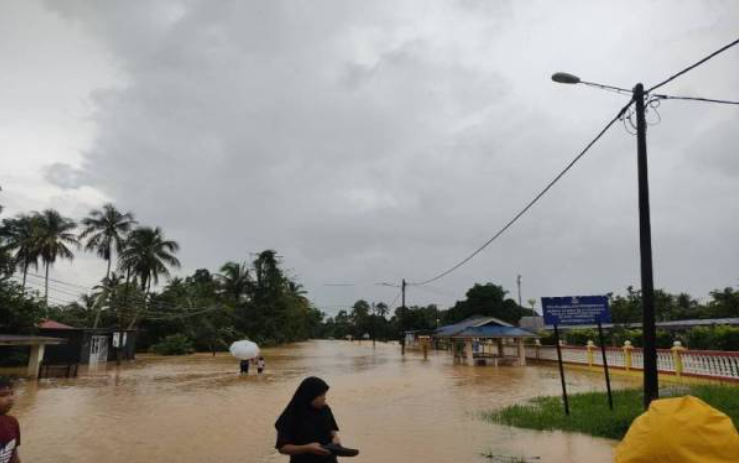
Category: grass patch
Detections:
[{"x1": 483, "y1": 384, "x2": 739, "y2": 441}]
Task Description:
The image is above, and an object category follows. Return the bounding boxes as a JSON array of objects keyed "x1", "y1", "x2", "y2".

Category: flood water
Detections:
[{"x1": 10, "y1": 341, "x2": 638, "y2": 462}]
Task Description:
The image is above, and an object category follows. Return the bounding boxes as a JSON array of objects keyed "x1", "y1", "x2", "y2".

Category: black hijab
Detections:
[{"x1": 275, "y1": 377, "x2": 330, "y2": 432}]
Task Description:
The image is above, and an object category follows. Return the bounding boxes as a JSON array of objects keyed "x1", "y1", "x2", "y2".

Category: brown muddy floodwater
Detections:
[{"x1": 10, "y1": 341, "x2": 638, "y2": 463}]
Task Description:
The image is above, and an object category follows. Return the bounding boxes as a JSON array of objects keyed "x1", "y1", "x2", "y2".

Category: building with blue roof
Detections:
[{"x1": 433, "y1": 315, "x2": 537, "y2": 366}]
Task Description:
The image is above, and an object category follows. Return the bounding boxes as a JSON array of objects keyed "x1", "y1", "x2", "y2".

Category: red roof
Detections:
[{"x1": 38, "y1": 319, "x2": 77, "y2": 330}]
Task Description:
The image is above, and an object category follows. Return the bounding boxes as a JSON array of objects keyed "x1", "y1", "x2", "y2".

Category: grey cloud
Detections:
[
  {"x1": 43, "y1": 162, "x2": 88, "y2": 190},
  {"x1": 31, "y1": 0, "x2": 739, "y2": 313}
]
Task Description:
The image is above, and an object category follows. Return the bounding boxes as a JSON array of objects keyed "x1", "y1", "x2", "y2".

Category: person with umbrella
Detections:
[
  {"x1": 230, "y1": 340, "x2": 259, "y2": 376},
  {"x1": 275, "y1": 377, "x2": 358, "y2": 461}
]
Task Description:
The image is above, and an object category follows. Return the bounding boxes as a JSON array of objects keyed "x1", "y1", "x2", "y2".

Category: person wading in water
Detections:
[{"x1": 275, "y1": 377, "x2": 356, "y2": 462}]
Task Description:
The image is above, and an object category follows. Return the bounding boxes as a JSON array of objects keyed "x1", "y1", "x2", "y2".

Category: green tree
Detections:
[
  {"x1": 218, "y1": 261, "x2": 251, "y2": 304},
  {"x1": 90, "y1": 272, "x2": 124, "y2": 328},
  {"x1": 350, "y1": 300, "x2": 371, "y2": 338},
  {"x1": 706, "y1": 288, "x2": 739, "y2": 318},
  {"x1": 79, "y1": 204, "x2": 137, "y2": 281},
  {"x1": 610, "y1": 287, "x2": 642, "y2": 324},
  {"x1": 445, "y1": 283, "x2": 533, "y2": 325},
  {"x1": 0, "y1": 214, "x2": 42, "y2": 289},
  {"x1": 118, "y1": 226, "x2": 180, "y2": 328},
  {"x1": 0, "y1": 279, "x2": 45, "y2": 333},
  {"x1": 35, "y1": 209, "x2": 79, "y2": 306}
]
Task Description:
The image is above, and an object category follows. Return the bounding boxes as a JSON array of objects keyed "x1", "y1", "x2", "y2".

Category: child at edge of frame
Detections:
[{"x1": 0, "y1": 376, "x2": 22, "y2": 463}]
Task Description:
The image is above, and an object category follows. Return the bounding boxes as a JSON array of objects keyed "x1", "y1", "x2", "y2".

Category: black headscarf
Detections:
[
  {"x1": 275, "y1": 377, "x2": 340, "y2": 461},
  {"x1": 275, "y1": 377, "x2": 330, "y2": 432}
]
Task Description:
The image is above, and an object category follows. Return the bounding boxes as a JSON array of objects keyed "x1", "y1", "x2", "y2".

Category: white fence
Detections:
[{"x1": 515, "y1": 344, "x2": 739, "y2": 382}]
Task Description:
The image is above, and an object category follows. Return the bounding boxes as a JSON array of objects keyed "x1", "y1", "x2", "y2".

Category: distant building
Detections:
[
  {"x1": 519, "y1": 316, "x2": 545, "y2": 332},
  {"x1": 38, "y1": 320, "x2": 137, "y2": 365}
]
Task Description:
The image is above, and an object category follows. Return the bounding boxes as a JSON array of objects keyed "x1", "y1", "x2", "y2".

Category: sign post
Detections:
[
  {"x1": 542, "y1": 295, "x2": 613, "y2": 414},
  {"x1": 553, "y1": 323, "x2": 569, "y2": 415},
  {"x1": 597, "y1": 322, "x2": 614, "y2": 410}
]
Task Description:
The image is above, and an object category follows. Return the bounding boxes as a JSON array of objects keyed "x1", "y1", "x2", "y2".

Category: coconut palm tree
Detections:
[
  {"x1": 79, "y1": 204, "x2": 137, "y2": 281},
  {"x1": 119, "y1": 227, "x2": 180, "y2": 293},
  {"x1": 34, "y1": 209, "x2": 79, "y2": 305},
  {"x1": 218, "y1": 261, "x2": 251, "y2": 303},
  {"x1": 118, "y1": 226, "x2": 180, "y2": 328},
  {"x1": 286, "y1": 280, "x2": 307, "y2": 298},
  {"x1": 0, "y1": 214, "x2": 42, "y2": 290}
]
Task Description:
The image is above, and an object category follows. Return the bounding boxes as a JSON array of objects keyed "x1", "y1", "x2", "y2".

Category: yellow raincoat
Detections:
[{"x1": 614, "y1": 395, "x2": 739, "y2": 462}]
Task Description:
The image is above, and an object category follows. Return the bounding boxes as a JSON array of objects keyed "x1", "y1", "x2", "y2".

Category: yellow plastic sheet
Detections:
[{"x1": 615, "y1": 395, "x2": 739, "y2": 463}]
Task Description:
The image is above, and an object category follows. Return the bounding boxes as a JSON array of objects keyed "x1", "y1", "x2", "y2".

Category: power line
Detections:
[
  {"x1": 25, "y1": 272, "x2": 94, "y2": 291},
  {"x1": 389, "y1": 290, "x2": 402, "y2": 308},
  {"x1": 409, "y1": 100, "x2": 634, "y2": 287},
  {"x1": 143, "y1": 306, "x2": 223, "y2": 321},
  {"x1": 11, "y1": 276, "x2": 87, "y2": 299},
  {"x1": 15, "y1": 271, "x2": 230, "y2": 313},
  {"x1": 648, "y1": 36, "x2": 739, "y2": 93},
  {"x1": 654, "y1": 94, "x2": 739, "y2": 106}
]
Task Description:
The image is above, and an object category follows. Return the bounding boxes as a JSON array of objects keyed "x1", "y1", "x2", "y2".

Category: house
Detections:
[{"x1": 38, "y1": 320, "x2": 137, "y2": 365}]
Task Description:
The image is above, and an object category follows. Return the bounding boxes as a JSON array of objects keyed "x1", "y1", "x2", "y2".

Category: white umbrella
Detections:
[{"x1": 229, "y1": 340, "x2": 260, "y2": 360}]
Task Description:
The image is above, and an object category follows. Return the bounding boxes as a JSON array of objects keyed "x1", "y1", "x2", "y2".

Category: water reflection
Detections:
[{"x1": 12, "y1": 341, "x2": 637, "y2": 462}]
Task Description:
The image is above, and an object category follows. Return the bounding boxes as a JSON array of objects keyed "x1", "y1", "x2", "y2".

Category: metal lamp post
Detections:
[{"x1": 552, "y1": 72, "x2": 659, "y2": 408}]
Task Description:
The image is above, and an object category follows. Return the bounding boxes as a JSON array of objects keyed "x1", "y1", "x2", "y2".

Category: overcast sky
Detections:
[{"x1": 1, "y1": 0, "x2": 738, "y2": 316}]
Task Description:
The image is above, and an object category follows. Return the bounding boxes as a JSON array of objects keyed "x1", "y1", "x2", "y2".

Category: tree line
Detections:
[
  {"x1": 321, "y1": 282, "x2": 739, "y2": 351},
  {"x1": 2, "y1": 195, "x2": 737, "y2": 356},
  {"x1": 0, "y1": 199, "x2": 323, "y2": 357}
]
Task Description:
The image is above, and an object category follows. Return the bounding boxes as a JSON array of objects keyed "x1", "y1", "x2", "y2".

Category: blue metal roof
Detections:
[
  {"x1": 459, "y1": 326, "x2": 537, "y2": 338},
  {"x1": 434, "y1": 315, "x2": 536, "y2": 338}
]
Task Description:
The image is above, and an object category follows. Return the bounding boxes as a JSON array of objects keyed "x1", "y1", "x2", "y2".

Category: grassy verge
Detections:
[{"x1": 483, "y1": 384, "x2": 739, "y2": 440}]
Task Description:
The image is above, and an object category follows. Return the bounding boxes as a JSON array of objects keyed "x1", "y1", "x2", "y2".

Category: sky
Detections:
[{"x1": 1, "y1": 0, "x2": 738, "y2": 316}]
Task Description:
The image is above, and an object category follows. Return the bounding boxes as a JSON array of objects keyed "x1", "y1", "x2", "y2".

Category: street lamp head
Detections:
[{"x1": 551, "y1": 72, "x2": 581, "y2": 85}]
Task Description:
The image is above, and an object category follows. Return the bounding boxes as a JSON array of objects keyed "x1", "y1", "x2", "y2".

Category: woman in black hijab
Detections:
[{"x1": 275, "y1": 377, "x2": 340, "y2": 462}]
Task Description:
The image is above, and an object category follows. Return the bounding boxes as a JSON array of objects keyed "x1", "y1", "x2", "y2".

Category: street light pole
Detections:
[
  {"x1": 401, "y1": 278, "x2": 407, "y2": 356},
  {"x1": 517, "y1": 274, "x2": 523, "y2": 308},
  {"x1": 551, "y1": 73, "x2": 659, "y2": 408},
  {"x1": 634, "y1": 83, "x2": 659, "y2": 407}
]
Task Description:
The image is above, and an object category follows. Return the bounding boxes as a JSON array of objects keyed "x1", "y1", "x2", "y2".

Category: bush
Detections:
[
  {"x1": 149, "y1": 334, "x2": 195, "y2": 356},
  {"x1": 654, "y1": 330, "x2": 674, "y2": 349},
  {"x1": 565, "y1": 329, "x2": 597, "y2": 346},
  {"x1": 714, "y1": 326, "x2": 739, "y2": 351},
  {"x1": 538, "y1": 331, "x2": 557, "y2": 346},
  {"x1": 686, "y1": 325, "x2": 739, "y2": 351}
]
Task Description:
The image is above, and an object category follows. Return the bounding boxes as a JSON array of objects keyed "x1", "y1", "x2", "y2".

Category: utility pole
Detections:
[
  {"x1": 371, "y1": 302, "x2": 376, "y2": 348},
  {"x1": 517, "y1": 275, "x2": 522, "y2": 308},
  {"x1": 634, "y1": 83, "x2": 659, "y2": 408},
  {"x1": 401, "y1": 278, "x2": 406, "y2": 356}
]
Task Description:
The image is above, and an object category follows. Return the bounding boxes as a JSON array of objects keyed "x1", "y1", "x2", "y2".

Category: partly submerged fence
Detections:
[{"x1": 502, "y1": 343, "x2": 739, "y2": 382}]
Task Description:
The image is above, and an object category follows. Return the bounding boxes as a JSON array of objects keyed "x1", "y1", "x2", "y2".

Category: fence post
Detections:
[
  {"x1": 624, "y1": 341, "x2": 633, "y2": 371},
  {"x1": 671, "y1": 341, "x2": 686, "y2": 378},
  {"x1": 587, "y1": 340, "x2": 595, "y2": 368}
]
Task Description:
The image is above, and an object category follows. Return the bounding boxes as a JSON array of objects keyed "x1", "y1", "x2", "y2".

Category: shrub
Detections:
[
  {"x1": 149, "y1": 334, "x2": 195, "y2": 356},
  {"x1": 538, "y1": 331, "x2": 557, "y2": 346},
  {"x1": 565, "y1": 329, "x2": 597, "y2": 346},
  {"x1": 686, "y1": 325, "x2": 739, "y2": 351},
  {"x1": 714, "y1": 326, "x2": 739, "y2": 351},
  {"x1": 685, "y1": 326, "x2": 716, "y2": 350}
]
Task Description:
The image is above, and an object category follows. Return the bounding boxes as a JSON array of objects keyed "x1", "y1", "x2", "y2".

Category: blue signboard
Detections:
[{"x1": 542, "y1": 295, "x2": 611, "y2": 326}]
